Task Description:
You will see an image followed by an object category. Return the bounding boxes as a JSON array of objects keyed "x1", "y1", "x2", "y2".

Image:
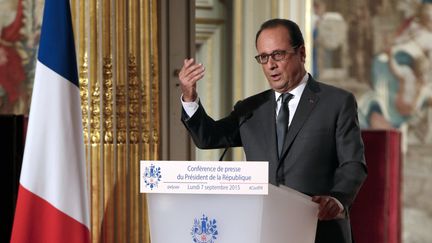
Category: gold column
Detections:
[
  {"x1": 101, "y1": 0, "x2": 115, "y2": 241},
  {"x1": 114, "y1": 0, "x2": 128, "y2": 242},
  {"x1": 72, "y1": 0, "x2": 159, "y2": 242},
  {"x1": 150, "y1": 0, "x2": 160, "y2": 161},
  {"x1": 127, "y1": 0, "x2": 140, "y2": 241}
]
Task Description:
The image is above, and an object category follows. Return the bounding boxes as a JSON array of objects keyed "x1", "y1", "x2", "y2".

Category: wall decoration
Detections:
[{"x1": 0, "y1": 0, "x2": 43, "y2": 114}]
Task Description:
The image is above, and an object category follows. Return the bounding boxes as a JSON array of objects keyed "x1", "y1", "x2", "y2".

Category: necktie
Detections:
[{"x1": 276, "y1": 93, "x2": 293, "y2": 158}]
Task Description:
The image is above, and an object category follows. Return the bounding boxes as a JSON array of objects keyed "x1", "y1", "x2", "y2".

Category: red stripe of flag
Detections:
[{"x1": 11, "y1": 185, "x2": 90, "y2": 243}]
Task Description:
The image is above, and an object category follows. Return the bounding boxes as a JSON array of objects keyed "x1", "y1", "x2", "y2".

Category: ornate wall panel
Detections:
[{"x1": 70, "y1": 0, "x2": 159, "y2": 242}]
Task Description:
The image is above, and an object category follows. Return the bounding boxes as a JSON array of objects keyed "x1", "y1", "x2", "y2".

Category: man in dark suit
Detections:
[{"x1": 179, "y1": 18, "x2": 367, "y2": 243}]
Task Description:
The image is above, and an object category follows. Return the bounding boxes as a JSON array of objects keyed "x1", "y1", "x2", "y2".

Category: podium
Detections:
[{"x1": 143, "y1": 161, "x2": 318, "y2": 243}]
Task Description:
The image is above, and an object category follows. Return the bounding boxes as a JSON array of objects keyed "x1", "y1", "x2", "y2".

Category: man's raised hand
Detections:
[{"x1": 178, "y1": 58, "x2": 205, "y2": 102}]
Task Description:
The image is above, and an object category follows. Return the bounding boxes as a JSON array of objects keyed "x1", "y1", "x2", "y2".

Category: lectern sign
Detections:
[{"x1": 140, "y1": 161, "x2": 268, "y2": 195}]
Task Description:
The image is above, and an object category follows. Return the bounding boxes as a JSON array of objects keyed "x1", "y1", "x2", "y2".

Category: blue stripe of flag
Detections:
[{"x1": 38, "y1": 0, "x2": 79, "y2": 87}]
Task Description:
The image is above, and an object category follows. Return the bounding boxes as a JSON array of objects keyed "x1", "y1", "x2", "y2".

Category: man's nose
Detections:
[{"x1": 267, "y1": 58, "x2": 277, "y2": 70}]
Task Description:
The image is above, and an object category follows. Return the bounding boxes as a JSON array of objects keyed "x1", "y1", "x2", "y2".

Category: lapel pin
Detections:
[{"x1": 308, "y1": 98, "x2": 314, "y2": 103}]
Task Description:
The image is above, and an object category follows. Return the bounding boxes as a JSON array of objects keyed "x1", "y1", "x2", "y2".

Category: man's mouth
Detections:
[{"x1": 270, "y1": 73, "x2": 281, "y2": 80}]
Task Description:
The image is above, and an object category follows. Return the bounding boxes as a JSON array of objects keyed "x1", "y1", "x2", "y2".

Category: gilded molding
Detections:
[
  {"x1": 139, "y1": 0, "x2": 151, "y2": 159},
  {"x1": 150, "y1": 0, "x2": 160, "y2": 158},
  {"x1": 90, "y1": 144, "x2": 101, "y2": 242},
  {"x1": 116, "y1": 84, "x2": 127, "y2": 144},
  {"x1": 80, "y1": 54, "x2": 90, "y2": 143},
  {"x1": 128, "y1": 55, "x2": 140, "y2": 144},
  {"x1": 90, "y1": 81, "x2": 101, "y2": 144},
  {"x1": 103, "y1": 57, "x2": 114, "y2": 144},
  {"x1": 150, "y1": 54, "x2": 159, "y2": 156}
]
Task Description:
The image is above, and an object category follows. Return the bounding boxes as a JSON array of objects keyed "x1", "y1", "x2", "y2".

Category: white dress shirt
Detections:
[{"x1": 274, "y1": 73, "x2": 308, "y2": 126}]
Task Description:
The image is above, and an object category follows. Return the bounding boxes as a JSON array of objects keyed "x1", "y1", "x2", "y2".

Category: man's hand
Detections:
[
  {"x1": 178, "y1": 58, "x2": 205, "y2": 102},
  {"x1": 311, "y1": 196, "x2": 344, "y2": 220}
]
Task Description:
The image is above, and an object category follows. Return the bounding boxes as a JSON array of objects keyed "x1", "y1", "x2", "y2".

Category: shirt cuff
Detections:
[{"x1": 181, "y1": 94, "x2": 200, "y2": 118}]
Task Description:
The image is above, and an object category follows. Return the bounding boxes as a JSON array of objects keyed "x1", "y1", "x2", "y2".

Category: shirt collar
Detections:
[{"x1": 275, "y1": 72, "x2": 309, "y2": 101}]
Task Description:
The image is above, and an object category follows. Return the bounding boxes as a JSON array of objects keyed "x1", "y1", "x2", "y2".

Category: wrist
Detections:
[{"x1": 182, "y1": 92, "x2": 197, "y2": 102}]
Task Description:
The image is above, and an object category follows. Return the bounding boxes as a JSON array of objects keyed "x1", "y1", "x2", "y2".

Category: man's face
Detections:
[{"x1": 256, "y1": 26, "x2": 306, "y2": 93}]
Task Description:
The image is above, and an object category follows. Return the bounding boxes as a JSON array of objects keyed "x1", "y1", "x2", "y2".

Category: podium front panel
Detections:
[
  {"x1": 261, "y1": 185, "x2": 318, "y2": 243},
  {"x1": 147, "y1": 193, "x2": 262, "y2": 243}
]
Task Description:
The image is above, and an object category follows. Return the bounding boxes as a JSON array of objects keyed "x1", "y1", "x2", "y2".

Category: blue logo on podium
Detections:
[
  {"x1": 191, "y1": 214, "x2": 218, "y2": 243},
  {"x1": 143, "y1": 164, "x2": 161, "y2": 189}
]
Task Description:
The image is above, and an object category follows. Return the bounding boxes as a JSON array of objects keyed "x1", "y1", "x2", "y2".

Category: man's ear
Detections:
[{"x1": 299, "y1": 45, "x2": 306, "y2": 62}]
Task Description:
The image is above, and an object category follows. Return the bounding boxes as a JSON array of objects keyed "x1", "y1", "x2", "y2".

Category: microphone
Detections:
[{"x1": 219, "y1": 112, "x2": 253, "y2": 161}]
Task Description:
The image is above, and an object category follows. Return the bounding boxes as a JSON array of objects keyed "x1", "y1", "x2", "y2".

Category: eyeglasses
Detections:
[{"x1": 254, "y1": 46, "x2": 299, "y2": 64}]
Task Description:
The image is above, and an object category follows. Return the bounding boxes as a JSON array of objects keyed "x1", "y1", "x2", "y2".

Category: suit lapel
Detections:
[
  {"x1": 255, "y1": 91, "x2": 279, "y2": 182},
  {"x1": 262, "y1": 92, "x2": 278, "y2": 160},
  {"x1": 279, "y1": 78, "x2": 320, "y2": 163}
]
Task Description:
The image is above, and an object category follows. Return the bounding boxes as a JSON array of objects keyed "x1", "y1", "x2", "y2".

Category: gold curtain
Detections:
[{"x1": 70, "y1": 0, "x2": 159, "y2": 242}]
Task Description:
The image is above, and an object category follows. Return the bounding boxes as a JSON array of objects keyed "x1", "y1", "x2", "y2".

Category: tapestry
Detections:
[{"x1": 0, "y1": 0, "x2": 43, "y2": 114}]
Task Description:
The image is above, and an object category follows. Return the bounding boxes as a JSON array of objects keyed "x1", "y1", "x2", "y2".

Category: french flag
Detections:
[{"x1": 10, "y1": 0, "x2": 90, "y2": 242}]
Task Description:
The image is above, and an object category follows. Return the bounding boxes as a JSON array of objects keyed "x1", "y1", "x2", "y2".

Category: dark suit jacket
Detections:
[{"x1": 182, "y1": 75, "x2": 367, "y2": 243}]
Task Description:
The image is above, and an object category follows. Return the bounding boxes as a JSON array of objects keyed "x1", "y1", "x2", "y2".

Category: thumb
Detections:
[{"x1": 311, "y1": 196, "x2": 322, "y2": 203}]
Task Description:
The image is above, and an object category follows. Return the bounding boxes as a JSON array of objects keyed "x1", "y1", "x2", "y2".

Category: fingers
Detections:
[
  {"x1": 179, "y1": 58, "x2": 205, "y2": 85},
  {"x1": 311, "y1": 196, "x2": 343, "y2": 220},
  {"x1": 178, "y1": 58, "x2": 205, "y2": 101}
]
